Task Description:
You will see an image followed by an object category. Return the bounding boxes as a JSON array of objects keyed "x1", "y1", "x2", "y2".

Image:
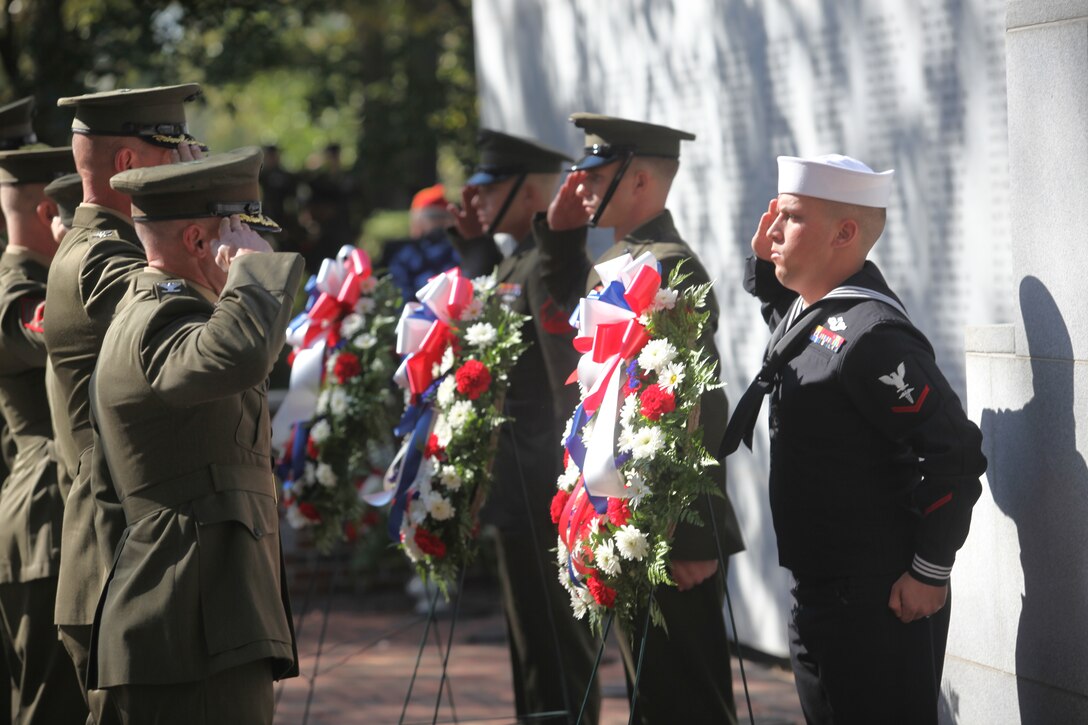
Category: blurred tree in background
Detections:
[{"x1": 0, "y1": 0, "x2": 476, "y2": 237}]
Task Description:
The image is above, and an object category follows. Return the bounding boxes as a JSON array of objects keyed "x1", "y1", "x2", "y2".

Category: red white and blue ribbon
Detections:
[
  {"x1": 366, "y1": 268, "x2": 474, "y2": 539},
  {"x1": 271, "y1": 244, "x2": 374, "y2": 453}
]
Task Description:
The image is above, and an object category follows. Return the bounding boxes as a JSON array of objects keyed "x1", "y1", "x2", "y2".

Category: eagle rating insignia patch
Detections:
[
  {"x1": 879, "y1": 361, "x2": 930, "y2": 413},
  {"x1": 809, "y1": 324, "x2": 845, "y2": 352},
  {"x1": 157, "y1": 280, "x2": 184, "y2": 294}
]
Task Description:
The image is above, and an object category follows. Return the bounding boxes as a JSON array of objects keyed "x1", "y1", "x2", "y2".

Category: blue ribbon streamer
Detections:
[{"x1": 386, "y1": 405, "x2": 435, "y2": 541}]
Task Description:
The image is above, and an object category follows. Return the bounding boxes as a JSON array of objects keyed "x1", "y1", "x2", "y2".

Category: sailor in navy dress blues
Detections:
[{"x1": 723, "y1": 154, "x2": 987, "y2": 725}]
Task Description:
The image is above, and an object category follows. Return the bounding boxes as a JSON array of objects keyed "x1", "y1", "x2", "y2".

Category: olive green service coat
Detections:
[
  {"x1": 0, "y1": 247, "x2": 88, "y2": 723},
  {"x1": 0, "y1": 248, "x2": 63, "y2": 584},
  {"x1": 44, "y1": 205, "x2": 143, "y2": 630},
  {"x1": 87, "y1": 253, "x2": 303, "y2": 689},
  {"x1": 452, "y1": 230, "x2": 600, "y2": 721}
]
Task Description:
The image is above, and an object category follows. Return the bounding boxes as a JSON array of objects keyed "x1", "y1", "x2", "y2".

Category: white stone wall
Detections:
[
  {"x1": 949, "y1": 2, "x2": 1088, "y2": 722},
  {"x1": 473, "y1": 0, "x2": 1013, "y2": 658}
]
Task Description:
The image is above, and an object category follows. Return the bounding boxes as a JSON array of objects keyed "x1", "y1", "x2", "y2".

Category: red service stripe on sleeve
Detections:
[
  {"x1": 891, "y1": 384, "x2": 930, "y2": 413},
  {"x1": 923, "y1": 492, "x2": 953, "y2": 516}
]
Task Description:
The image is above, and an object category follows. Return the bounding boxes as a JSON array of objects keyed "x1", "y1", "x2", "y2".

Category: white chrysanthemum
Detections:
[
  {"x1": 557, "y1": 459, "x2": 581, "y2": 492},
  {"x1": 316, "y1": 389, "x2": 331, "y2": 415},
  {"x1": 439, "y1": 466, "x2": 462, "y2": 491},
  {"x1": 436, "y1": 376, "x2": 457, "y2": 407},
  {"x1": 638, "y1": 311, "x2": 652, "y2": 326},
  {"x1": 315, "y1": 462, "x2": 338, "y2": 488},
  {"x1": 359, "y1": 276, "x2": 378, "y2": 294},
  {"x1": 285, "y1": 503, "x2": 314, "y2": 529},
  {"x1": 465, "y1": 322, "x2": 497, "y2": 347},
  {"x1": 446, "y1": 400, "x2": 474, "y2": 429},
  {"x1": 439, "y1": 346, "x2": 456, "y2": 374},
  {"x1": 401, "y1": 525, "x2": 423, "y2": 562},
  {"x1": 594, "y1": 540, "x2": 622, "y2": 576},
  {"x1": 652, "y1": 287, "x2": 679, "y2": 311},
  {"x1": 309, "y1": 419, "x2": 332, "y2": 445},
  {"x1": 434, "y1": 417, "x2": 453, "y2": 448},
  {"x1": 372, "y1": 357, "x2": 385, "y2": 374},
  {"x1": 630, "y1": 427, "x2": 665, "y2": 460},
  {"x1": 561, "y1": 412, "x2": 577, "y2": 444},
  {"x1": 624, "y1": 471, "x2": 650, "y2": 506},
  {"x1": 556, "y1": 536, "x2": 570, "y2": 565},
  {"x1": 340, "y1": 313, "x2": 366, "y2": 339},
  {"x1": 637, "y1": 339, "x2": 677, "y2": 374},
  {"x1": 408, "y1": 498, "x2": 428, "y2": 525},
  {"x1": 570, "y1": 587, "x2": 594, "y2": 620},
  {"x1": 301, "y1": 462, "x2": 317, "y2": 487},
  {"x1": 424, "y1": 491, "x2": 455, "y2": 521},
  {"x1": 582, "y1": 419, "x2": 595, "y2": 443},
  {"x1": 355, "y1": 332, "x2": 377, "y2": 349},
  {"x1": 615, "y1": 525, "x2": 650, "y2": 561},
  {"x1": 329, "y1": 388, "x2": 350, "y2": 417},
  {"x1": 659, "y1": 362, "x2": 685, "y2": 394},
  {"x1": 415, "y1": 459, "x2": 435, "y2": 496},
  {"x1": 558, "y1": 566, "x2": 577, "y2": 594},
  {"x1": 461, "y1": 298, "x2": 484, "y2": 321},
  {"x1": 355, "y1": 296, "x2": 376, "y2": 315},
  {"x1": 617, "y1": 427, "x2": 635, "y2": 454},
  {"x1": 473, "y1": 273, "x2": 496, "y2": 292}
]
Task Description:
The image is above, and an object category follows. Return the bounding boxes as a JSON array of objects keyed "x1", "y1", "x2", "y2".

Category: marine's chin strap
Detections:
[
  {"x1": 588, "y1": 150, "x2": 635, "y2": 228},
  {"x1": 485, "y1": 172, "x2": 527, "y2": 236}
]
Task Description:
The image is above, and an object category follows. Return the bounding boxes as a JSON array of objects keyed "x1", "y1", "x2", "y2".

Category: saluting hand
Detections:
[
  {"x1": 751, "y1": 197, "x2": 778, "y2": 261},
  {"x1": 888, "y1": 572, "x2": 948, "y2": 623},
  {"x1": 547, "y1": 171, "x2": 590, "y2": 231},
  {"x1": 172, "y1": 141, "x2": 206, "y2": 164},
  {"x1": 213, "y1": 215, "x2": 273, "y2": 272},
  {"x1": 449, "y1": 186, "x2": 485, "y2": 238}
]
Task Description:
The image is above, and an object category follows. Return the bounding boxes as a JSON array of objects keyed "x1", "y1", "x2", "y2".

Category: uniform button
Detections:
[{"x1": 253, "y1": 525, "x2": 264, "y2": 538}]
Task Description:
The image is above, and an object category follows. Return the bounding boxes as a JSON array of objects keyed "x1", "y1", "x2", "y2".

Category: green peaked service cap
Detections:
[
  {"x1": 466, "y1": 129, "x2": 573, "y2": 186},
  {"x1": 569, "y1": 113, "x2": 695, "y2": 171},
  {"x1": 110, "y1": 146, "x2": 280, "y2": 233},
  {"x1": 0, "y1": 97, "x2": 37, "y2": 151},
  {"x1": 45, "y1": 173, "x2": 84, "y2": 227},
  {"x1": 58, "y1": 83, "x2": 207, "y2": 150},
  {"x1": 0, "y1": 146, "x2": 75, "y2": 185}
]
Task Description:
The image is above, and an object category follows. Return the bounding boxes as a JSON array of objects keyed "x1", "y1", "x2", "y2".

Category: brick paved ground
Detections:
[{"x1": 272, "y1": 569, "x2": 803, "y2": 725}]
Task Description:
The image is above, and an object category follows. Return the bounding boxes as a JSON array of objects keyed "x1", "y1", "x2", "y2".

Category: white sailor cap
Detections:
[{"x1": 777, "y1": 154, "x2": 894, "y2": 208}]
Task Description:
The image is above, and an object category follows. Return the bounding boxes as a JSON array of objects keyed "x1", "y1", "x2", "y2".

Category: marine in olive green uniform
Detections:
[
  {"x1": 448, "y1": 129, "x2": 600, "y2": 723},
  {"x1": 88, "y1": 147, "x2": 299, "y2": 725},
  {"x1": 0, "y1": 97, "x2": 41, "y2": 511},
  {"x1": 532, "y1": 114, "x2": 744, "y2": 725},
  {"x1": 44, "y1": 85, "x2": 204, "y2": 722},
  {"x1": 0, "y1": 146, "x2": 89, "y2": 723}
]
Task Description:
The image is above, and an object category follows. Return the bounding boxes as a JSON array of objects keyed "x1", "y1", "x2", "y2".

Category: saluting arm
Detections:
[
  {"x1": 532, "y1": 212, "x2": 592, "y2": 316},
  {"x1": 143, "y1": 252, "x2": 305, "y2": 407}
]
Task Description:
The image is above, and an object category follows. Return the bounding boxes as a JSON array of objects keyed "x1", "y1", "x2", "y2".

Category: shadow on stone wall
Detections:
[{"x1": 980, "y1": 276, "x2": 1088, "y2": 722}]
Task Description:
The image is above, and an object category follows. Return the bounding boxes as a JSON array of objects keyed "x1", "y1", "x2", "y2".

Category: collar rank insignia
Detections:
[
  {"x1": 497, "y1": 282, "x2": 522, "y2": 305},
  {"x1": 91, "y1": 230, "x2": 116, "y2": 239},
  {"x1": 157, "y1": 280, "x2": 184, "y2": 294},
  {"x1": 828, "y1": 315, "x2": 847, "y2": 332},
  {"x1": 809, "y1": 324, "x2": 845, "y2": 352},
  {"x1": 879, "y1": 361, "x2": 931, "y2": 413}
]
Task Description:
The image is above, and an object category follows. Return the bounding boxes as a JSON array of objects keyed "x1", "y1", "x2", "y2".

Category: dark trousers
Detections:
[
  {"x1": 494, "y1": 527, "x2": 601, "y2": 724},
  {"x1": 109, "y1": 660, "x2": 273, "y2": 725},
  {"x1": 617, "y1": 571, "x2": 737, "y2": 725},
  {"x1": 788, "y1": 573, "x2": 951, "y2": 725},
  {"x1": 59, "y1": 623, "x2": 120, "y2": 725},
  {"x1": 0, "y1": 578, "x2": 88, "y2": 724}
]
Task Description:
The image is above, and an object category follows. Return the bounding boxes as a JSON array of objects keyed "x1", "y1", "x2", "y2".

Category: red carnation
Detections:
[
  {"x1": 607, "y1": 498, "x2": 631, "y2": 527},
  {"x1": 414, "y1": 527, "x2": 447, "y2": 558},
  {"x1": 306, "y1": 437, "x2": 320, "y2": 460},
  {"x1": 332, "y1": 351, "x2": 362, "y2": 383},
  {"x1": 455, "y1": 359, "x2": 492, "y2": 400},
  {"x1": 424, "y1": 434, "x2": 445, "y2": 460},
  {"x1": 587, "y1": 577, "x2": 617, "y2": 608},
  {"x1": 298, "y1": 502, "x2": 322, "y2": 522},
  {"x1": 551, "y1": 489, "x2": 571, "y2": 524},
  {"x1": 639, "y1": 383, "x2": 676, "y2": 421}
]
